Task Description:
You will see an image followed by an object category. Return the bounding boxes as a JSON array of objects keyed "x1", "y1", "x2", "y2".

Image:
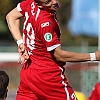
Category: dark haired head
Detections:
[{"x1": 0, "y1": 70, "x2": 9, "y2": 99}]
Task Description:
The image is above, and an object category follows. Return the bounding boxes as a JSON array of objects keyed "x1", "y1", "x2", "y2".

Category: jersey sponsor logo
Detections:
[
  {"x1": 44, "y1": 33, "x2": 52, "y2": 42},
  {"x1": 41, "y1": 22, "x2": 49, "y2": 28}
]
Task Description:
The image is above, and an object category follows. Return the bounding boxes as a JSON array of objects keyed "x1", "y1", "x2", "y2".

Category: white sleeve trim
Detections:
[
  {"x1": 47, "y1": 44, "x2": 61, "y2": 51},
  {"x1": 17, "y1": 3, "x2": 22, "y2": 11}
]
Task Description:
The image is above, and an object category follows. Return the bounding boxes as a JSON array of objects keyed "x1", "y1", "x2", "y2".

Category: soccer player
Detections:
[
  {"x1": 88, "y1": 82, "x2": 100, "y2": 100},
  {"x1": 0, "y1": 70, "x2": 9, "y2": 100},
  {"x1": 6, "y1": 0, "x2": 100, "y2": 100}
]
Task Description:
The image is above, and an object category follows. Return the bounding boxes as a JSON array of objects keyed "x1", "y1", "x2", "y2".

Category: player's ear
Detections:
[{"x1": 6, "y1": 87, "x2": 8, "y2": 92}]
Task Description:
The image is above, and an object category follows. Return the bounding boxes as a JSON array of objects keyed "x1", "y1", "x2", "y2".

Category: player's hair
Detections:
[
  {"x1": 34, "y1": 0, "x2": 40, "y2": 3},
  {"x1": 0, "y1": 70, "x2": 9, "y2": 99}
]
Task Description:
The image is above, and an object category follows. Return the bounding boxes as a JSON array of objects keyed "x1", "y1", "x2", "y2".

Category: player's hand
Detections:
[
  {"x1": 95, "y1": 50, "x2": 100, "y2": 61},
  {"x1": 18, "y1": 43, "x2": 29, "y2": 64}
]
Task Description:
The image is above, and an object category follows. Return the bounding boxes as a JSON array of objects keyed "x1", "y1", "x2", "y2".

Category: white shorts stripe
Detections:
[{"x1": 59, "y1": 67, "x2": 70, "y2": 100}]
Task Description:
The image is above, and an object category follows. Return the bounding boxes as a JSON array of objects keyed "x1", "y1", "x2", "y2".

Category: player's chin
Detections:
[
  {"x1": 53, "y1": 6, "x2": 59, "y2": 10},
  {"x1": 51, "y1": 7, "x2": 59, "y2": 11}
]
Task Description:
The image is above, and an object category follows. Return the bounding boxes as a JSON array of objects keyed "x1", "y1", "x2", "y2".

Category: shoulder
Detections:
[
  {"x1": 37, "y1": 15, "x2": 55, "y2": 27},
  {"x1": 17, "y1": 0, "x2": 35, "y2": 9},
  {"x1": 35, "y1": 19, "x2": 54, "y2": 32},
  {"x1": 37, "y1": 10, "x2": 55, "y2": 22},
  {"x1": 17, "y1": 0, "x2": 37, "y2": 15}
]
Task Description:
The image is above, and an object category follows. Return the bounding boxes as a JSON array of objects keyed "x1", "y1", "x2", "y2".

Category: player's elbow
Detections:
[
  {"x1": 54, "y1": 53, "x2": 66, "y2": 62},
  {"x1": 6, "y1": 14, "x2": 9, "y2": 21},
  {"x1": 54, "y1": 54, "x2": 63, "y2": 61},
  {"x1": 54, "y1": 47, "x2": 66, "y2": 62}
]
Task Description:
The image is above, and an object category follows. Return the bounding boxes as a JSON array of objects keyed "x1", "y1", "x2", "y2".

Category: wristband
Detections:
[
  {"x1": 90, "y1": 53, "x2": 96, "y2": 61},
  {"x1": 17, "y1": 39, "x2": 23, "y2": 46}
]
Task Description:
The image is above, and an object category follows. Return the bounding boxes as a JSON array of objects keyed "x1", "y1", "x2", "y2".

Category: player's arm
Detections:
[
  {"x1": 6, "y1": 7, "x2": 23, "y2": 41},
  {"x1": 6, "y1": 7, "x2": 29, "y2": 64},
  {"x1": 53, "y1": 45, "x2": 100, "y2": 62},
  {"x1": 37, "y1": 20, "x2": 100, "y2": 62}
]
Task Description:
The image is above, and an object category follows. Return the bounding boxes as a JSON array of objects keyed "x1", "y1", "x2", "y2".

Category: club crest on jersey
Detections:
[
  {"x1": 44, "y1": 33, "x2": 52, "y2": 42},
  {"x1": 41, "y1": 22, "x2": 49, "y2": 28}
]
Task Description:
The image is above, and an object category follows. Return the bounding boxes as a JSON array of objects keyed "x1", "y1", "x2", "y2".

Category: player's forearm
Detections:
[
  {"x1": 55, "y1": 51, "x2": 90, "y2": 62},
  {"x1": 54, "y1": 46, "x2": 96, "y2": 62}
]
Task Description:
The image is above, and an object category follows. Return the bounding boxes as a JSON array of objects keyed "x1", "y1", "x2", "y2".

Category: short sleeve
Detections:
[
  {"x1": 17, "y1": 0, "x2": 29, "y2": 15},
  {"x1": 37, "y1": 19, "x2": 61, "y2": 51}
]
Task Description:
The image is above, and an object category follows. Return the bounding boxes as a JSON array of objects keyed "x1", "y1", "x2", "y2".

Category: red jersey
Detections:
[
  {"x1": 88, "y1": 82, "x2": 100, "y2": 100},
  {"x1": 16, "y1": 1, "x2": 76, "y2": 100},
  {"x1": 17, "y1": 0, "x2": 65, "y2": 69}
]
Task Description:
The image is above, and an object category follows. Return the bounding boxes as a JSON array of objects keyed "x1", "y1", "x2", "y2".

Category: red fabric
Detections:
[
  {"x1": 17, "y1": 0, "x2": 65, "y2": 69},
  {"x1": 16, "y1": 0, "x2": 76, "y2": 100},
  {"x1": 88, "y1": 82, "x2": 100, "y2": 100},
  {"x1": 16, "y1": 67, "x2": 77, "y2": 100}
]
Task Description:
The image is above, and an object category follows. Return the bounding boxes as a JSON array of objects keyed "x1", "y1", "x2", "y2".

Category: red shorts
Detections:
[{"x1": 16, "y1": 66, "x2": 77, "y2": 100}]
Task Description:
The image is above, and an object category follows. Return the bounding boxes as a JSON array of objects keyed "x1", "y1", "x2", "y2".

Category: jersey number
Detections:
[{"x1": 23, "y1": 12, "x2": 35, "y2": 50}]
